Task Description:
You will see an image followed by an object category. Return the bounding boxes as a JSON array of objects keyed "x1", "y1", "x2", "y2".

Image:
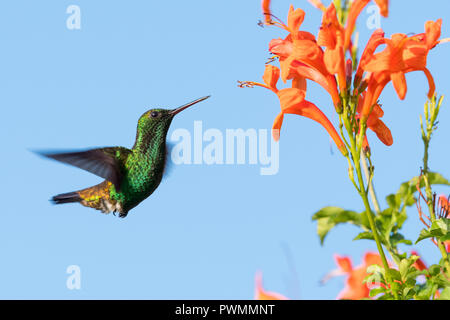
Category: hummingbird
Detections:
[{"x1": 39, "y1": 96, "x2": 210, "y2": 218}]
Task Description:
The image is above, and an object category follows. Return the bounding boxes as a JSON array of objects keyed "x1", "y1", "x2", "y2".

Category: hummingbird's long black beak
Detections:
[{"x1": 170, "y1": 96, "x2": 210, "y2": 116}]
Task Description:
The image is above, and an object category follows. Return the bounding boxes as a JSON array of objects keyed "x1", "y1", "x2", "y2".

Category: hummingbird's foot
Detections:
[{"x1": 119, "y1": 212, "x2": 128, "y2": 218}]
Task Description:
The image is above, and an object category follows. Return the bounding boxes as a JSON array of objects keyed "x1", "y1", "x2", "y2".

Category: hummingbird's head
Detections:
[
  {"x1": 134, "y1": 96, "x2": 210, "y2": 148},
  {"x1": 138, "y1": 96, "x2": 210, "y2": 128}
]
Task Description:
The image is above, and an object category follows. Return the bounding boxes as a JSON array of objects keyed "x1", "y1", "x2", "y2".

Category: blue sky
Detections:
[{"x1": 0, "y1": 0, "x2": 449, "y2": 299}]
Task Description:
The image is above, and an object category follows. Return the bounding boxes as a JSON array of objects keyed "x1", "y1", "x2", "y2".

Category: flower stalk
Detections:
[{"x1": 420, "y1": 95, "x2": 449, "y2": 272}]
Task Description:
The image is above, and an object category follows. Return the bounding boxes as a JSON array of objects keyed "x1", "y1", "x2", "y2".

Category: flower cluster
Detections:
[
  {"x1": 245, "y1": 0, "x2": 450, "y2": 301},
  {"x1": 240, "y1": 0, "x2": 447, "y2": 153}
]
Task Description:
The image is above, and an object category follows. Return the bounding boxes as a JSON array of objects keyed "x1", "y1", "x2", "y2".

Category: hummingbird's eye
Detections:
[{"x1": 150, "y1": 111, "x2": 159, "y2": 118}]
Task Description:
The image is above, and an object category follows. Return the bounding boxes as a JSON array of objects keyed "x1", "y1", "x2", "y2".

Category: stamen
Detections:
[
  {"x1": 265, "y1": 56, "x2": 278, "y2": 64},
  {"x1": 237, "y1": 81, "x2": 255, "y2": 88},
  {"x1": 237, "y1": 80, "x2": 273, "y2": 91}
]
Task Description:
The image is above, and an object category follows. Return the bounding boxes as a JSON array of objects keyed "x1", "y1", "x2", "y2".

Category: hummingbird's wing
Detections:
[{"x1": 38, "y1": 147, "x2": 132, "y2": 191}]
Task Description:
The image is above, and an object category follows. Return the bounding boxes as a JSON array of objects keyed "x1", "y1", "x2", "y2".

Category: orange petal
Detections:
[
  {"x1": 262, "y1": 64, "x2": 280, "y2": 90},
  {"x1": 368, "y1": 118, "x2": 393, "y2": 146},
  {"x1": 277, "y1": 88, "x2": 306, "y2": 112},
  {"x1": 403, "y1": 40, "x2": 428, "y2": 71},
  {"x1": 291, "y1": 61, "x2": 340, "y2": 105},
  {"x1": 291, "y1": 40, "x2": 328, "y2": 76},
  {"x1": 334, "y1": 255, "x2": 353, "y2": 273},
  {"x1": 280, "y1": 55, "x2": 296, "y2": 83},
  {"x1": 344, "y1": 0, "x2": 371, "y2": 50},
  {"x1": 272, "y1": 113, "x2": 284, "y2": 141},
  {"x1": 308, "y1": 0, "x2": 326, "y2": 11},
  {"x1": 391, "y1": 71, "x2": 407, "y2": 100},
  {"x1": 356, "y1": 29, "x2": 385, "y2": 83},
  {"x1": 269, "y1": 38, "x2": 293, "y2": 57},
  {"x1": 422, "y1": 67, "x2": 436, "y2": 99},
  {"x1": 360, "y1": 71, "x2": 390, "y2": 120},
  {"x1": 283, "y1": 100, "x2": 348, "y2": 155},
  {"x1": 262, "y1": 0, "x2": 272, "y2": 24},
  {"x1": 439, "y1": 195, "x2": 450, "y2": 210},
  {"x1": 370, "y1": 103, "x2": 384, "y2": 119},
  {"x1": 363, "y1": 252, "x2": 384, "y2": 267},
  {"x1": 374, "y1": 0, "x2": 389, "y2": 18},
  {"x1": 287, "y1": 5, "x2": 305, "y2": 34},
  {"x1": 425, "y1": 19, "x2": 442, "y2": 49},
  {"x1": 254, "y1": 272, "x2": 288, "y2": 300},
  {"x1": 292, "y1": 75, "x2": 307, "y2": 93},
  {"x1": 324, "y1": 45, "x2": 345, "y2": 75},
  {"x1": 317, "y1": 4, "x2": 340, "y2": 49}
]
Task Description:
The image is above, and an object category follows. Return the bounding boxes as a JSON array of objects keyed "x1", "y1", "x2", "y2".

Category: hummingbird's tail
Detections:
[
  {"x1": 50, "y1": 181, "x2": 125, "y2": 216},
  {"x1": 51, "y1": 191, "x2": 82, "y2": 204}
]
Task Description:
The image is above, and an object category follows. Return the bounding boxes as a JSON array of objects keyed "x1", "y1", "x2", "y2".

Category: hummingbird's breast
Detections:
[{"x1": 115, "y1": 148, "x2": 167, "y2": 213}]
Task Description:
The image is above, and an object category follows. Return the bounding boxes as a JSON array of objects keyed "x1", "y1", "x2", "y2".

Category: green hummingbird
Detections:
[{"x1": 39, "y1": 96, "x2": 210, "y2": 218}]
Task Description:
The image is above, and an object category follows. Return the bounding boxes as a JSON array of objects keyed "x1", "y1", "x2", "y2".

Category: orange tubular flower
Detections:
[
  {"x1": 318, "y1": 4, "x2": 346, "y2": 91},
  {"x1": 359, "y1": 20, "x2": 444, "y2": 120},
  {"x1": 354, "y1": 29, "x2": 386, "y2": 87},
  {"x1": 363, "y1": 33, "x2": 410, "y2": 100},
  {"x1": 324, "y1": 252, "x2": 386, "y2": 300},
  {"x1": 357, "y1": 93, "x2": 393, "y2": 146},
  {"x1": 262, "y1": 0, "x2": 272, "y2": 24},
  {"x1": 344, "y1": 0, "x2": 389, "y2": 53},
  {"x1": 365, "y1": 109, "x2": 393, "y2": 146},
  {"x1": 254, "y1": 272, "x2": 288, "y2": 300},
  {"x1": 439, "y1": 195, "x2": 449, "y2": 212},
  {"x1": 344, "y1": 0, "x2": 371, "y2": 52},
  {"x1": 308, "y1": 0, "x2": 326, "y2": 11},
  {"x1": 240, "y1": 65, "x2": 347, "y2": 155},
  {"x1": 266, "y1": 5, "x2": 341, "y2": 107}
]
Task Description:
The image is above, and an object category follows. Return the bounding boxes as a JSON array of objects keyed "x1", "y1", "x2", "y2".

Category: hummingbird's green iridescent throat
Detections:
[{"x1": 38, "y1": 95, "x2": 210, "y2": 218}]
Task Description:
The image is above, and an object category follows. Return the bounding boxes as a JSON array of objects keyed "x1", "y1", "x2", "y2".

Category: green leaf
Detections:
[
  {"x1": 403, "y1": 287, "x2": 416, "y2": 300},
  {"x1": 438, "y1": 287, "x2": 450, "y2": 300},
  {"x1": 399, "y1": 259, "x2": 409, "y2": 280},
  {"x1": 369, "y1": 287, "x2": 386, "y2": 297},
  {"x1": 353, "y1": 231, "x2": 374, "y2": 241},
  {"x1": 429, "y1": 274, "x2": 450, "y2": 288},
  {"x1": 386, "y1": 194, "x2": 397, "y2": 209},
  {"x1": 404, "y1": 278, "x2": 416, "y2": 288},
  {"x1": 390, "y1": 233, "x2": 412, "y2": 247},
  {"x1": 428, "y1": 264, "x2": 441, "y2": 277},
  {"x1": 312, "y1": 207, "x2": 360, "y2": 244},
  {"x1": 416, "y1": 218, "x2": 450, "y2": 244},
  {"x1": 411, "y1": 172, "x2": 450, "y2": 188},
  {"x1": 386, "y1": 268, "x2": 402, "y2": 282},
  {"x1": 431, "y1": 219, "x2": 448, "y2": 235},
  {"x1": 426, "y1": 172, "x2": 450, "y2": 186},
  {"x1": 415, "y1": 283, "x2": 436, "y2": 300},
  {"x1": 391, "y1": 281, "x2": 402, "y2": 295},
  {"x1": 416, "y1": 228, "x2": 433, "y2": 244}
]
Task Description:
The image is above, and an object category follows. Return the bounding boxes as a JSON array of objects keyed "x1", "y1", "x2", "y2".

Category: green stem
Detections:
[
  {"x1": 361, "y1": 151, "x2": 381, "y2": 214},
  {"x1": 360, "y1": 151, "x2": 402, "y2": 267},
  {"x1": 354, "y1": 152, "x2": 398, "y2": 298},
  {"x1": 341, "y1": 112, "x2": 399, "y2": 298},
  {"x1": 422, "y1": 133, "x2": 450, "y2": 269}
]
